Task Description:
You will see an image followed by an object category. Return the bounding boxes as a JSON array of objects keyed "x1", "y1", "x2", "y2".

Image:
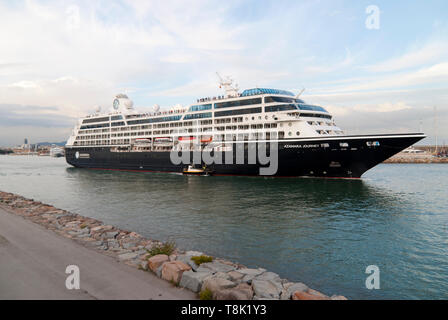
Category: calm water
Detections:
[{"x1": 0, "y1": 155, "x2": 447, "y2": 299}]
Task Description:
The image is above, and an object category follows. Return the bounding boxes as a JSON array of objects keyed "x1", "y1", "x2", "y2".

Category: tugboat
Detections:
[{"x1": 183, "y1": 164, "x2": 213, "y2": 176}]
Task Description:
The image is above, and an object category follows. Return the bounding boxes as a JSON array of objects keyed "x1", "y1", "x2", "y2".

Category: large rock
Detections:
[
  {"x1": 179, "y1": 270, "x2": 213, "y2": 293},
  {"x1": 200, "y1": 261, "x2": 235, "y2": 273},
  {"x1": 238, "y1": 268, "x2": 265, "y2": 276},
  {"x1": 292, "y1": 290, "x2": 330, "y2": 300},
  {"x1": 280, "y1": 282, "x2": 308, "y2": 300},
  {"x1": 148, "y1": 254, "x2": 169, "y2": 272},
  {"x1": 176, "y1": 254, "x2": 199, "y2": 271},
  {"x1": 331, "y1": 295, "x2": 348, "y2": 300},
  {"x1": 118, "y1": 252, "x2": 138, "y2": 261},
  {"x1": 227, "y1": 271, "x2": 244, "y2": 282},
  {"x1": 214, "y1": 283, "x2": 253, "y2": 300},
  {"x1": 202, "y1": 277, "x2": 237, "y2": 294},
  {"x1": 252, "y1": 279, "x2": 282, "y2": 299},
  {"x1": 255, "y1": 271, "x2": 281, "y2": 283},
  {"x1": 161, "y1": 261, "x2": 192, "y2": 284}
]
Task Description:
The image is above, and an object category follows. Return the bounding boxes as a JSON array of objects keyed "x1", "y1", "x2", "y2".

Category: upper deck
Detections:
[{"x1": 67, "y1": 87, "x2": 343, "y2": 148}]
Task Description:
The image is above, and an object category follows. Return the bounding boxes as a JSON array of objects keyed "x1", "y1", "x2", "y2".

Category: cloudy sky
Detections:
[{"x1": 0, "y1": 0, "x2": 447, "y2": 146}]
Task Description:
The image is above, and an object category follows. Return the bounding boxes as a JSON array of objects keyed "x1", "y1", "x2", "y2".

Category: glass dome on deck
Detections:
[{"x1": 241, "y1": 88, "x2": 295, "y2": 97}]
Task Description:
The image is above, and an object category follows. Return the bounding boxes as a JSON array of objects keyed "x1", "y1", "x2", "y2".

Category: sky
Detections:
[{"x1": 0, "y1": 0, "x2": 447, "y2": 146}]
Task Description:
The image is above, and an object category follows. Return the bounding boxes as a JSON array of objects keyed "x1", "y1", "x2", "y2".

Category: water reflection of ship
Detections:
[{"x1": 65, "y1": 166, "x2": 402, "y2": 211}]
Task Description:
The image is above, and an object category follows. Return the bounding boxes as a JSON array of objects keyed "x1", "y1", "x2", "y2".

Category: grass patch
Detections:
[
  {"x1": 191, "y1": 255, "x2": 213, "y2": 266},
  {"x1": 146, "y1": 241, "x2": 176, "y2": 258},
  {"x1": 199, "y1": 288, "x2": 213, "y2": 300}
]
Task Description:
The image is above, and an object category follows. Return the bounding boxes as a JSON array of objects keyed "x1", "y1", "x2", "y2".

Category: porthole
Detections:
[
  {"x1": 288, "y1": 132, "x2": 292, "y2": 136},
  {"x1": 296, "y1": 131, "x2": 300, "y2": 136},
  {"x1": 288, "y1": 122, "x2": 292, "y2": 127}
]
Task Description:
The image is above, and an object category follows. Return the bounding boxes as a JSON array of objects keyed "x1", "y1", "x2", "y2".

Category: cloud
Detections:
[
  {"x1": 363, "y1": 40, "x2": 448, "y2": 73},
  {"x1": 0, "y1": 0, "x2": 447, "y2": 145},
  {"x1": 0, "y1": 104, "x2": 75, "y2": 127}
]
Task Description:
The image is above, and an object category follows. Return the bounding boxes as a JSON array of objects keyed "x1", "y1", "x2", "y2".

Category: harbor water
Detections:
[{"x1": 0, "y1": 155, "x2": 447, "y2": 299}]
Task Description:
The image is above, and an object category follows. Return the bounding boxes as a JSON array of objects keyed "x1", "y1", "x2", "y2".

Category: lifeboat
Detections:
[
  {"x1": 200, "y1": 136, "x2": 213, "y2": 143},
  {"x1": 178, "y1": 136, "x2": 196, "y2": 142},
  {"x1": 154, "y1": 137, "x2": 173, "y2": 145},
  {"x1": 134, "y1": 138, "x2": 152, "y2": 145}
]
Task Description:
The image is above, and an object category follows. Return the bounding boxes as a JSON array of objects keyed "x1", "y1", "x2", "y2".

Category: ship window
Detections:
[
  {"x1": 188, "y1": 104, "x2": 212, "y2": 112},
  {"x1": 215, "y1": 98, "x2": 261, "y2": 109},
  {"x1": 265, "y1": 96, "x2": 295, "y2": 104},
  {"x1": 265, "y1": 104, "x2": 298, "y2": 112},
  {"x1": 82, "y1": 116, "x2": 110, "y2": 124},
  {"x1": 183, "y1": 112, "x2": 212, "y2": 120},
  {"x1": 81, "y1": 123, "x2": 110, "y2": 129},
  {"x1": 214, "y1": 107, "x2": 262, "y2": 117},
  {"x1": 296, "y1": 104, "x2": 328, "y2": 113}
]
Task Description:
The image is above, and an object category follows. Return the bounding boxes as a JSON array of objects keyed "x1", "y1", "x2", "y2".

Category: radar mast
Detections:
[{"x1": 216, "y1": 72, "x2": 239, "y2": 98}]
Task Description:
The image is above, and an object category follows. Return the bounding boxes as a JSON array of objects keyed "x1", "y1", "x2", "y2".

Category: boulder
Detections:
[
  {"x1": 280, "y1": 282, "x2": 308, "y2": 300},
  {"x1": 331, "y1": 295, "x2": 348, "y2": 300},
  {"x1": 292, "y1": 290, "x2": 330, "y2": 300},
  {"x1": 176, "y1": 254, "x2": 199, "y2": 271},
  {"x1": 148, "y1": 254, "x2": 169, "y2": 272},
  {"x1": 255, "y1": 271, "x2": 281, "y2": 283},
  {"x1": 202, "y1": 277, "x2": 237, "y2": 294},
  {"x1": 105, "y1": 231, "x2": 119, "y2": 238},
  {"x1": 122, "y1": 242, "x2": 137, "y2": 249},
  {"x1": 118, "y1": 252, "x2": 138, "y2": 261},
  {"x1": 214, "y1": 283, "x2": 253, "y2": 300},
  {"x1": 227, "y1": 271, "x2": 245, "y2": 282},
  {"x1": 179, "y1": 270, "x2": 213, "y2": 293},
  {"x1": 161, "y1": 261, "x2": 192, "y2": 284},
  {"x1": 307, "y1": 289, "x2": 328, "y2": 298},
  {"x1": 216, "y1": 272, "x2": 233, "y2": 280},
  {"x1": 200, "y1": 261, "x2": 235, "y2": 273},
  {"x1": 238, "y1": 268, "x2": 265, "y2": 276},
  {"x1": 252, "y1": 280, "x2": 282, "y2": 299}
]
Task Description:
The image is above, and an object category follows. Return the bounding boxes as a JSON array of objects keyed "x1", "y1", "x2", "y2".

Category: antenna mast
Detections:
[
  {"x1": 295, "y1": 88, "x2": 305, "y2": 99},
  {"x1": 216, "y1": 72, "x2": 239, "y2": 98}
]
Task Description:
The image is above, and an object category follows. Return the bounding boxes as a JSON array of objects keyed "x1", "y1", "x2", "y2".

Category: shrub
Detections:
[
  {"x1": 146, "y1": 241, "x2": 176, "y2": 257},
  {"x1": 199, "y1": 288, "x2": 213, "y2": 300},
  {"x1": 191, "y1": 255, "x2": 213, "y2": 266}
]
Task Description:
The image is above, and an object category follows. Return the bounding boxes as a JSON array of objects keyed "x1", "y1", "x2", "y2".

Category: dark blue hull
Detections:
[{"x1": 65, "y1": 133, "x2": 425, "y2": 178}]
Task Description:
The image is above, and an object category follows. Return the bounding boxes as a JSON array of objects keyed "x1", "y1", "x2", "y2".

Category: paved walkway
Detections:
[{"x1": 0, "y1": 207, "x2": 196, "y2": 300}]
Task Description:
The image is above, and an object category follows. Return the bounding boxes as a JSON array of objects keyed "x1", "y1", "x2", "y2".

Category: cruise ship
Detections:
[{"x1": 65, "y1": 76, "x2": 425, "y2": 178}]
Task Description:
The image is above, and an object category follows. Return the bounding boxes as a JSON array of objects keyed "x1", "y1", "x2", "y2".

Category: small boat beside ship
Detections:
[{"x1": 182, "y1": 165, "x2": 214, "y2": 176}]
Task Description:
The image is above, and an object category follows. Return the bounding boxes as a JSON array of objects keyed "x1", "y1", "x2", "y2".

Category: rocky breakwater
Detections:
[{"x1": 0, "y1": 191, "x2": 347, "y2": 300}]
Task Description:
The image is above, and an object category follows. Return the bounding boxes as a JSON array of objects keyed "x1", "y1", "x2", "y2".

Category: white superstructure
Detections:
[{"x1": 66, "y1": 84, "x2": 344, "y2": 151}]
